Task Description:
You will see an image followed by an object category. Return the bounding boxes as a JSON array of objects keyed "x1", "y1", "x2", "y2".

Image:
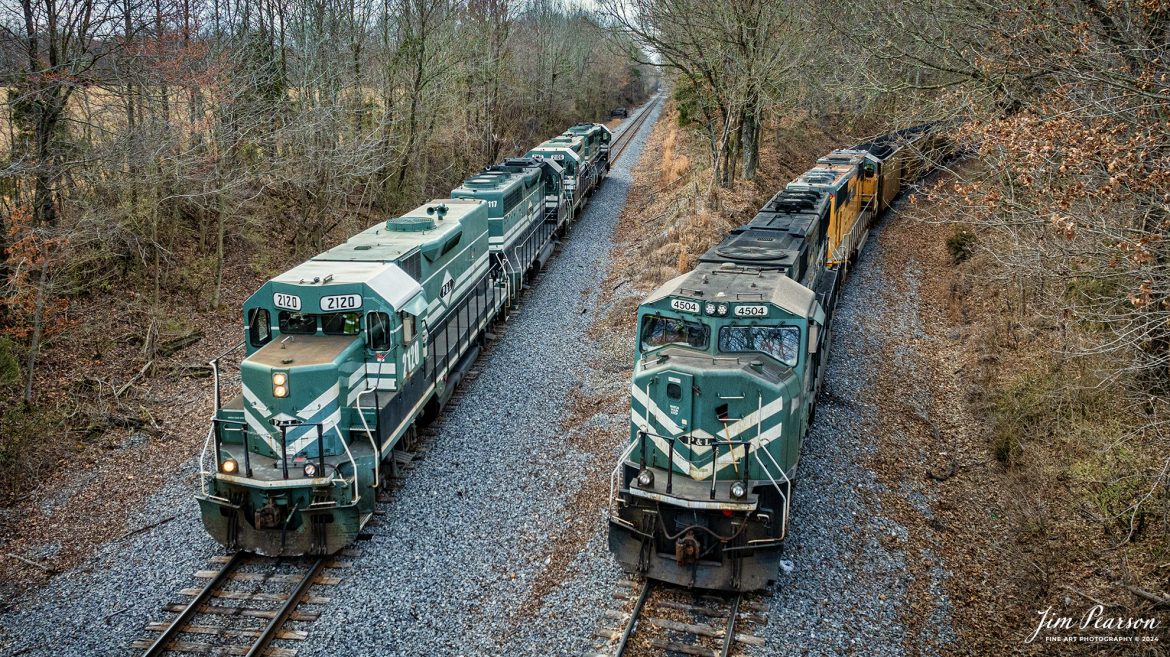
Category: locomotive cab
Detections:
[
  {"x1": 198, "y1": 199, "x2": 493, "y2": 556},
  {"x1": 609, "y1": 263, "x2": 825, "y2": 591}
]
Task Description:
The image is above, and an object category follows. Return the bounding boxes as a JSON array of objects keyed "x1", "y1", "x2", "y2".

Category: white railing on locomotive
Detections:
[
  {"x1": 608, "y1": 438, "x2": 640, "y2": 516},
  {"x1": 210, "y1": 340, "x2": 246, "y2": 414},
  {"x1": 750, "y1": 443, "x2": 792, "y2": 543},
  {"x1": 747, "y1": 388, "x2": 792, "y2": 542},
  {"x1": 628, "y1": 428, "x2": 754, "y2": 497},
  {"x1": 201, "y1": 340, "x2": 247, "y2": 501},
  {"x1": 202, "y1": 416, "x2": 359, "y2": 506}
]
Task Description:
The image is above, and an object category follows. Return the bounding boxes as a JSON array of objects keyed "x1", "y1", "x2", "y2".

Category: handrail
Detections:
[
  {"x1": 333, "y1": 424, "x2": 361, "y2": 504},
  {"x1": 752, "y1": 447, "x2": 792, "y2": 540},
  {"x1": 199, "y1": 425, "x2": 216, "y2": 497},
  {"x1": 607, "y1": 439, "x2": 639, "y2": 517},
  {"x1": 210, "y1": 341, "x2": 245, "y2": 413},
  {"x1": 354, "y1": 392, "x2": 379, "y2": 488}
]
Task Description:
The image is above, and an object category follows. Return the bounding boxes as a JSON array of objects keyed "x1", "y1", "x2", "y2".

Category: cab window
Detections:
[
  {"x1": 322, "y1": 312, "x2": 359, "y2": 335},
  {"x1": 400, "y1": 312, "x2": 416, "y2": 343},
  {"x1": 279, "y1": 311, "x2": 317, "y2": 335},
  {"x1": 368, "y1": 312, "x2": 390, "y2": 350},
  {"x1": 640, "y1": 315, "x2": 709, "y2": 352},
  {"x1": 248, "y1": 308, "x2": 271, "y2": 347},
  {"x1": 719, "y1": 325, "x2": 801, "y2": 366}
]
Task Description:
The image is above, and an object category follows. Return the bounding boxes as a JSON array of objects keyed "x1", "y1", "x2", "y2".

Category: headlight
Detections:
[
  {"x1": 221, "y1": 458, "x2": 238, "y2": 474},
  {"x1": 303, "y1": 463, "x2": 318, "y2": 478},
  {"x1": 731, "y1": 480, "x2": 747, "y2": 499},
  {"x1": 717, "y1": 304, "x2": 728, "y2": 316},
  {"x1": 273, "y1": 385, "x2": 288, "y2": 398},
  {"x1": 636, "y1": 469, "x2": 654, "y2": 487},
  {"x1": 272, "y1": 372, "x2": 287, "y2": 386},
  {"x1": 704, "y1": 303, "x2": 716, "y2": 315}
]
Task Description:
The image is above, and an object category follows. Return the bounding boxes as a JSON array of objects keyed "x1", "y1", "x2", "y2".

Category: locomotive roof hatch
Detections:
[
  {"x1": 316, "y1": 199, "x2": 483, "y2": 266},
  {"x1": 744, "y1": 210, "x2": 819, "y2": 236},
  {"x1": 644, "y1": 263, "x2": 821, "y2": 321},
  {"x1": 697, "y1": 229, "x2": 801, "y2": 273}
]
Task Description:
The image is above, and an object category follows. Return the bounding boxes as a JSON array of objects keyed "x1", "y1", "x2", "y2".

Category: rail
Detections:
[
  {"x1": 609, "y1": 579, "x2": 748, "y2": 657},
  {"x1": 610, "y1": 93, "x2": 661, "y2": 163},
  {"x1": 140, "y1": 552, "x2": 244, "y2": 657},
  {"x1": 244, "y1": 558, "x2": 326, "y2": 657},
  {"x1": 139, "y1": 553, "x2": 328, "y2": 657}
]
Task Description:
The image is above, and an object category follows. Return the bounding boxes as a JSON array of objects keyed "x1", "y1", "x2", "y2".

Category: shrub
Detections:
[{"x1": 946, "y1": 226, "x2": 977, "y2": 263}]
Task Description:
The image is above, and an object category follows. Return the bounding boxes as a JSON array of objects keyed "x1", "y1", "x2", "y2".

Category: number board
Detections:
[
  {"x1": 320, "y1": 294, "x2": 362, "y2": 312},
  {"x1": 670, "y1": 298, "x2": 699, "y2": 314},
  {"x1": 273, "y1": 293, "x2": 301, "y2": 311},
  {"x1": 734, "y1": 305, "x2": 769, "y2": 317}
]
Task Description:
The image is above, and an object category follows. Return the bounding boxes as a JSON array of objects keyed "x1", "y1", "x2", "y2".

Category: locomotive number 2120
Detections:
[{"x1": 319, "y1": 294, "x2": 362, "y2": 312}]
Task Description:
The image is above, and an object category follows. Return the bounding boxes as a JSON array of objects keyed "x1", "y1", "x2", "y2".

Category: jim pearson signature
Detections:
[{"x1": 1027, "y1": 605, "x2": 1161, "y2": 644}]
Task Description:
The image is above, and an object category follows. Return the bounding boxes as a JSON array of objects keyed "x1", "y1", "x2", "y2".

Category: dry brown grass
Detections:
[
  {"x1": 602, "y1": 102, "x2": 842, "y2": 313},
  {"x1": 659, "y1": 124, "x2": 690, "y2": 185},
  {"x1": 918, "y1": 162, "x2": 1170, "y2": 652}
]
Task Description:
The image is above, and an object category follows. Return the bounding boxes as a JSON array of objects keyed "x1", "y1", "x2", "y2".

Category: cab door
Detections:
[
  {"x1": 658, "y1": 370, "x2": 698, "y2": 473},
  {"x1": 661, "y1": 371, "x2": 694, "y2": 434}
]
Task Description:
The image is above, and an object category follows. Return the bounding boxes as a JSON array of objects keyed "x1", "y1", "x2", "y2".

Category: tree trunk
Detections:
[
  {"x1": 22, "y1": 255, "x2": 50, "y2": 405},
  {"x1": 740, "y1": 98, "x2": 760, "y2": 181}
]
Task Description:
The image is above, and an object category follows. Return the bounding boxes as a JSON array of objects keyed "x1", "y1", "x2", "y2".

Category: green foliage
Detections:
[
  {"x1": 673, "y1": 81, "x2": 704, "y2": 128},
  {"x1": 987, "y1": 370, "x2": 1048, "y2": 464},
  {"x1": 0, "y1": 404, "x2": 66, "y2": 501},
  {"x1": 0, "y1": 338, "x2": 22, "y2": 391},
  {"x1": 946, "y1": 226, "x2": 976, "y2": 263}
]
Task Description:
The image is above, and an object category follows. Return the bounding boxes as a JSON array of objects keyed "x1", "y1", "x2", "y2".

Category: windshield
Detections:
[
  {"x1": 718, "y1": 325, "x2": 801, "y2": 366},
  {"x1": 279, "y1": 311, "x2": 317, "y2": 335},
  {"x1": 640, "y1": 314, "x2": 709, "y2": 352}
]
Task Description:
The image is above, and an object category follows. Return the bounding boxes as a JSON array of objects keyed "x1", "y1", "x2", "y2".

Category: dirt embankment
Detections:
[{"x1": 0, "y1": 249, "x2": 290, "y2": 603}]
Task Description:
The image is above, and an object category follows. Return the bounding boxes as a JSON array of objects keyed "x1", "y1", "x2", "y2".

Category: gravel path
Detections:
[
  {"x1": 0, "y1": 99, "x2": 662, "y2": 657},
  {"x1": 753, "y1": 215, "x2": 957, "y2": 656}
]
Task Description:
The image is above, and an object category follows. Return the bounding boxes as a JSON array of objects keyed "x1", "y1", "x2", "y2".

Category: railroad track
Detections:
[
  {"x1": 132, "y1": 94, "x2": 661, "y2": 657},
  {"x1": 133, "y1": 551, "x2": 352, "y2": 657},
  {"x1": 592, "y1": 579, "x2": 767, "y2": 657},
  {"x1": 611, "y1": 93, "x2": 661, "y2": 163}
]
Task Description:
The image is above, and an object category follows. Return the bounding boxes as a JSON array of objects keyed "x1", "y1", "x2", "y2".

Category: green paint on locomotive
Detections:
[
  {"x1": 629, "y1": 264, "x2": 824, "y2": 483},
  {"x1": 526, "y1": 141, "x2": 583, "y2": 180},
  {"x1": 198, "y1": 198, "x2": 493, "y2": 556},
  {"x1": 450, "y1": 165, "x2": 544, "y2": 285},
  {"x1": 564, "y1": 122, "x2": 611, "y2": 162}
]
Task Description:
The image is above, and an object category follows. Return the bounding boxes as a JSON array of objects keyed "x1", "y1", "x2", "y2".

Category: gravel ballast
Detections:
[
  {"x1": 0, "y1": 98, "x2": 664, "y2": 657},
  {"x1": 293, "y1": 98, "x2": 665, "y2": 657},
  {"x1": 753, "y1": 215, "x2": 957, "y2": 656}
]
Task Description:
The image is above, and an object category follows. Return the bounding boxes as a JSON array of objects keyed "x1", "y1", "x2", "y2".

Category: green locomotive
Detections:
[
  {"x1": 198, "y1": 124, "x2": 612, "y2": 556},
  {"x1": 607, "y1": 127, "x2": 942, "y2": 591},
  {"x1": 526, "y1": 122, "x2": 611, "y2": 212}
]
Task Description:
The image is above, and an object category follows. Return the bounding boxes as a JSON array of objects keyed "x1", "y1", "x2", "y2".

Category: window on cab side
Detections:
[
  {"x1": 400, "y1": 312, "x2": 416, "y2": 344},
  {"x1": 248, "y1": 308, "x2": 272, "y2": 347},
  {"x1": 279, "y1": 311, "x2": 317, "y2": 335},
  {"x1": 718, "y1": 325, "x2": 801, "y2": 367},
  {"x1": 322, "y1": 312, "x2": 360, "y2": 335},
  {"x1": 639, "y1": 314, "x2": 709, "y2": 353},
  {"x1": 368, "y1": 312, "x2": 390, "y2": 350}
]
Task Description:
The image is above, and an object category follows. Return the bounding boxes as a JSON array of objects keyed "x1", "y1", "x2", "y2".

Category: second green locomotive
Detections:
[{"x1": 607, "y1": 126, "x2": 943, "y2": 591}]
